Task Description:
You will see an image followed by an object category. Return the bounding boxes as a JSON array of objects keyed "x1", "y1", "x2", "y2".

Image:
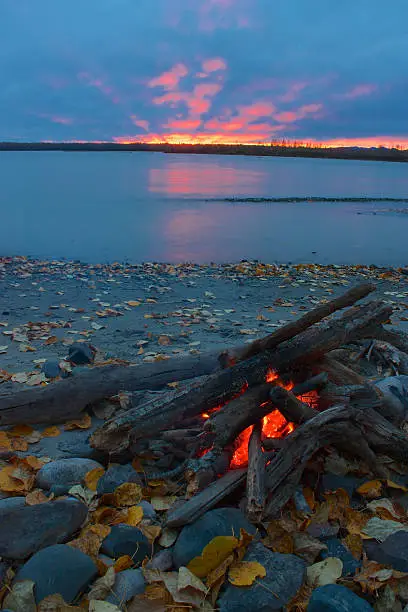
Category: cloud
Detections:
[
  {"x1": 279, "y1": 81, "x2": 308, "y2": 102},
  {"x1": 78, "y1": 72, "x2": 121, "y2": 104},
  {"x1": 274, "y1": 103, "x2": 323, "y2": 123},
  {"x1": 148, "y1": 63, "x2": 188, "y2": 91},
  {"x1": 334, "y1": 84, "x2": 378, "y2": 100},
  {"x1": 163, "y1": 119, "x2": 202, "y2": 130},
  {"x1": 131, "y1": 116, "x2": 150, "y2": 131},
  {"x1": 36, "y1": 113, "x2": 73, "y2": 125},
  {"x1": 202, "y1": 58, "x2": 227, "y2": 73}
]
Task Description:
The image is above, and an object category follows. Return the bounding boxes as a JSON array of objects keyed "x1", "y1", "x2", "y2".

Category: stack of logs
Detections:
[{"x1": 2, "y1": 283, "x2": 408, "y2": 528}]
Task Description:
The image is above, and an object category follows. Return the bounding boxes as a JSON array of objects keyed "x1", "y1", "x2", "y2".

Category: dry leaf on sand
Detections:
[
  {"x1": 3, "y1": 579, "x2": 36, "y2": 612},
  {"x1": 87, "y1": 566, "x2": 116, "y2": 600}
]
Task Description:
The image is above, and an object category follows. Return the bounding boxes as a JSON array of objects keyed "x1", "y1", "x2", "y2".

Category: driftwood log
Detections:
[{"x1": 91, "y1": 298, "x2": 392, "y2": 452}]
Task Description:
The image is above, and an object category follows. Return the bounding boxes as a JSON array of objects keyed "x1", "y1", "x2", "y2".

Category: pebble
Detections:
[
  {"x1": 146, "y1": 548, "x2": 173, "y2": 572},
  {"x1": 97, "y1": 463, "x2": 142, "y2": 494},
  {"x1": 105, "y1": 569, "x2": 146, "y2": 608},
  {"x1": 321, "y1": 538, "x2": 361, "y2": 575},
  {"x1": 16, "y1": 544, "x2": 97, "y2": 603},
  {"x1": 218, "y1": 543, "x2": 306, "y2": 611},
  {"x1": 42, "y1": 359, "x2": 62, "y2": 378},
  {"x1": 307, "y1": 522, "x2": 339, "y2": 540},
  {"x1": 138, "y1": 500, "x2": 157, "y2": 520},
  {"x1": 308, "y1": 584, "x2": 374, "y2": 611},
  {"x1": 68, "y1": 342, "x2": 95, "y2": 365},
  {"x1": 101, "y1": 524, "x2": 150, "y2": 561},
  {"x1": 0, "y1": 496, "x2": 26, "y2": 510},
  {"x1": 0, "y1": 497, "x2": 87, "y2": 559},
  {"x1": 365, "y1": 530, "x2": 408, "y2": 572},
  {"x1": 173, "y1": 507, "x2": 256, "y2": 568},
  {"x1": 36, "y1": 457, "x2": 103, "y2": 494}
]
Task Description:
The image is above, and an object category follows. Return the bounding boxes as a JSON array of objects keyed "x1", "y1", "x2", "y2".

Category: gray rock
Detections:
[
  {"x1": 0, "y1": 497, "x2": 26, "y2": 510},
  {"x1": 56, "y1": 430, "x2": 98, "y2": 459},
  {"x1": 146, "y1": 548, "x2": 173, "y2": 571},
  {"x1": 218, "y1": 543, "x2": 306, "y2": 611},
  {"x1": 365, "y1": 530, "x2": 408, "y2": 572},
  {"x1": 307, "y1": 522, "x2": 339, "y2": 540},
  {"x1": 68, "y1": 342, "x2": 95, "y2": 365},
  {"x1": 321, "y1": 473, "x2": 363, "y2": 498},
  {"x1": 308, "y1": 584, "x2": 373, "y2": 611},
  {"x1": 173, "y1": 508, "x2": 256, "y2": 568},
  {"x1": 139, "y1": 500, "x2": 157, "y2": 520},
  {"x1": 97, "y1": 463, "x2": 142, "y2": 495},
  {"x1": 106, "y1": 569, "x2": 146, "y2": 608},
  {"x1": 16, "y1": 544, "x2": 97, "y2": 603},
  {"x1": 42, "y1": 360, "x2": 62, "y2": 378},
  {"x1": 101, "y1": 525, "x2": 150, "y2": 561},
  {"x1": 36, "y1": 458, "x2": 103, "y2": 493},
  {"x1": 321, "y1": 538, "x2": 361, "y2": 576},
  {"x1": 0, "y1": 497, "x2": 87, "y2": 559}
]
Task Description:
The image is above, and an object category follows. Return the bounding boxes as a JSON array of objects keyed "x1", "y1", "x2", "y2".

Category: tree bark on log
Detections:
[
  {"x1": 316, "y1": 355, "x2": 366, "y2": 386},
  {"x1": 0, "y1": 352, "x2": 222, "y2": 426},
  {"x1": 269, "y1": 386, "x2": 317, "y2": 423},
  {"x1": 91, "y1": 299, "x2": 392, "y2": 452},
  {"x1": 246, "y1": 422, "x2": 266, "y2": 522},
  {"x1": 219, "y1": 283, "x2": 375, "y2": 366}
]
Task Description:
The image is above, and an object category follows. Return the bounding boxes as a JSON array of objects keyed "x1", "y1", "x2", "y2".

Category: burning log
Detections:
[
  {"x1": 269, "y1": 386, "x2": 317, "y2": 424},
  {"x1": 219, "y1": 282, "x2": 375, "y2": 366},
  {"x1": 91, "y1": 298, "x2": 392, "y2": 453},
  {"x1": 246, "y1": 422, "x2": 266, "y2": 522},
  {"x1": 291, "y1": 372, "x2": 328, "y2": 396}
]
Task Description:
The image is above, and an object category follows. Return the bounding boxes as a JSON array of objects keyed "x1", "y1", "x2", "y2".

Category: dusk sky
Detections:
[{"x1": 1, "y1": 0, "x2": 407, "y2": 146}]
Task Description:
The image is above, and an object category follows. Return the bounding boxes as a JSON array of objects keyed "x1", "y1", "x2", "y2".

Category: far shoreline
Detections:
[{"x1": 0, "y1": 141, "x2": 408, "y2": 163}]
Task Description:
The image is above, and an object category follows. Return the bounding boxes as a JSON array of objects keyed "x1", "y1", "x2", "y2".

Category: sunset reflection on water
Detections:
[{"x1": 148, "y1": 158, "x2": 265, "y2": 196}]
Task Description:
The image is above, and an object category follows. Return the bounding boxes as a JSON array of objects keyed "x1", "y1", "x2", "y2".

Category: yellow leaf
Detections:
[
  {"x1": 64, "y1": 414, "x2": 92, "y2": 430},
  {"x1": 126, "y1": 505, "x2": 144, "y2": 526},
  {"x1": 140, "y1": 524, "x2": 162, "y2": 544},
  {"x1": 24, "y1": 455, "x2": 46, "y2": 471},
  {"x1": 228, "y1": 561, "x2": 266, "y2": 586},
  {"x1": 114, "y1": 555, "x2": 134, "y2": 572},
  {"x1": 345, "y1": 508, "x2": 372, "y2": 535},
  {"x1": 45, "y1": 335, "x2": 59, "y2": 345},
  {"x1": 387, "y1": 480, "x2": 408, "y2": 492},
  {"x1": 69, "y1": 524, "x2": 111, "y2": 560},
  {"x1": 167, "y1": 381, "x2": 179, "y2": 389},
  {"x1": 85, "y1": 467, "x2": 105, "y2": 491},
  {"x1": 343, "y1": 534, "x2": 363, "y2": 560},
  {"x1": 93, "y1": 506, "x2": 127, "y2": 526},
  {"x1": 0, "y1": 465, "x2": 27, "y2": 492},
  {"x1": 42, "y1": 426, "x2": 61, "y2": 438},
  {"x1": 11, "y1": 437, "x2": 29, "y2": 451},
  {"x1": 0, "y1": 431, "x2": 11, "y2": 450},
  {"x1": 356, "y1": 480, "x2": 383, "y2": 499},
  {"x1": 187, "y1": 536, "x2": 239, "y2": 579},
  {"x1": 127, "y1": 301, "x2": 141, "y2": 307},
  {"x1": 114, "y1": 483, "x2": 143, "y2": 507}
]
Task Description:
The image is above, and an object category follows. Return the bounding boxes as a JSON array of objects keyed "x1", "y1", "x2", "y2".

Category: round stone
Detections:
[
  {"x1": 36, "y1": 458, "x2": 103, "y2": 493},
  {"x1": 101, "y1": 525, "x2": 150, "y2": 561}
]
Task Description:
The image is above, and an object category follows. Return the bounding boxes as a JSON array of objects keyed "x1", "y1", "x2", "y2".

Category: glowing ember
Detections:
[{"x1": 202, "y1": 413, "x2": 210, "y2": 419}]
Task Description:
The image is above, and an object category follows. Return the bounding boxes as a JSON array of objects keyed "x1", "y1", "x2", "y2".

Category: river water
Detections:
[{"x1": 1, "y1": 151, "x2": 407, "y2": 265}]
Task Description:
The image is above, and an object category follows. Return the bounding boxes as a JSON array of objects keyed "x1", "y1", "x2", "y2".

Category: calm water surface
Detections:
[{"x1": 1, "y1": 151, "x2": 407, "y2": 265}]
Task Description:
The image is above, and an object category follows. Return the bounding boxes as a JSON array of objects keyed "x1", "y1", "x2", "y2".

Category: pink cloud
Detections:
[
  {"x1": 164, "y1": 119, "x2": 202, "y2": 130},
  {"x1": 202, "y1": 58, "x2": 227, "y2": 73},
  {"x1": 78, "y1": 72, "x2": 121, "y2": 105},
  {"x1": 148, "y1": 64, "x2": 188, "y2": 91},
  {"x1": 36, "y1": 113, "x2": 73, "y2": 125},
  {"x1": 131, "y1": 116, "x2": 150, "y2": 131},
  {"x1": 238, "y1": 101, "x2": 275, "y2": 117},
  {"x1": 153, "y1": 81, "x2": 222, "y2": 119},
  {"x1": 335, "y1": 84, "x2": 377, "y2": 100},
  {"x1": 274, "y1": 103, "x2": 323, "y2": 123}
]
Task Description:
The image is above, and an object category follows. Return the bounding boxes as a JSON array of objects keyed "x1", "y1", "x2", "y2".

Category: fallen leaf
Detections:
[
  {"x1": 126, "y1": 301, "x2": 141, "y2": 307},
  {"x1": 0, "y1": 431, "x2": 11, "y2": 450},
  {"x1": 144, "y1": 569, "x2": 207, "y2": 607},
  {"x1": 293, "y1": 532, "x2": 327, "y2": 564},
  {"x1": 11, "y1": 437, "x2": 29, "y2": 451},
  {"x1": 26, "y1": 489, "x2": 50, "y2": 505},
  {"x1": 158, "y1": 335, "x2": 171, "y2": 346},
  {"x1": 11, "y1": 372, "x2": 28, "y2": 383},
  {"x1": 114, "y1": 555, "x2": 134, "y2": 572},
  {"x1": 3, "y1": 579, "x2": 36, "y2": 612},
  {"x1": 343, "y1": 534, "x2": 363, "y2": 560},
  {"x1": 45, "y1": 335, "x2": 59, "y2": 345},
  {"x1": 8, "y1": 424, "x2": 34, "y2": 437},
  {"x1": 367, "y1": 498, "x2": 402, "y2": 520},
  {"x1": 68, "y1": 484, "x2": 97, "y2": 506},
  {"x1": 140, "y1": 524, "x2": 162, "y2": 545},
  {"x1": 387, "y1": 480, "x2": 408, "y2": 492},
  {"x1": 262, "y1": 520, "x2": 294, "y2": 554},
  {"x1": 306, "y1": 557, "x2": 343, "y2": 587},
  {"x1": 64, "y1": 414, "x2": 92, "y2": 430},
  {"x1": 323, "y1": 488, "x2": 350, "y2": 522},
  {"x1": 206, "y1": 553, "x2": 235, "y2": 589},
  {"x1": 228, "y1": 561, "x2": 266, "y2": 586},
  {"x1": 344, "y1": 508, "x2": 372, "y2": 535},
  {"x1": 37, "y1": 593, "x2": 82, "y2": 610},
  {"x1": 70, "y1": 525, "x2": 111, "y2": 561},
  {"x1": 357, "y1": 480, "x2": 383, "y2": 499},
  {"x1": 151, "y1": 496, "x2": 177, "y2": 511},
  {"x1": 126, "y1": 505, "x2": 144, "y2": 527},
  {"x1": 85, "y1": 467, "x2": 105, "y2": 491},
  {"x1": 187, "y1": 536, "x2": 240, "y2": 579},
  {"x1": 362, "y1": 517, "x2": 408, "y2": 541},
  {"x1": 93, "y1": 506, "x2": 127, "y2": 526},
  {"x1": 159, "y1": 528, "x2": 178, "y2": 548},
  {"x1": 0, "y1": 465, "x2": 27, "y2": 492},
  {"x1": 114, "y1": 483, "x2": 143, "y2": 507},
  {"x1": 24, "y1": 455, "x2": 46, "y2": 470},
  {"x1": 89, "y1": 601, "x2": 121, "y2": 612},
  {"x1": 42, "y1": 426, "x2": 61, "y2": 438}
]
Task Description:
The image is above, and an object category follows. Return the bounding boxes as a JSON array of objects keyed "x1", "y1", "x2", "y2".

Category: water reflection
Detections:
[{"x1": 149, "y1": 159, "x2": 265, "y2": 197}]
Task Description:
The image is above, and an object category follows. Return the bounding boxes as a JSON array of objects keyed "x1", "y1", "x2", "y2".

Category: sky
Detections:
[{"x1": 1, "y1": 0, "x2": 408, "y2": 147}]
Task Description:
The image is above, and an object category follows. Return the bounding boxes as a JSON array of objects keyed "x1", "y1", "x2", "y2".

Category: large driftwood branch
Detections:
[
  {"x1": 91, "y1": 299, "x2": 392, "y2": 452},
  {"x1": 246, "y1": 422, "x2": 266, "y2": 522},
  {"x1": 219, "y1": 283, "x2": 375, "y2": 366},
  {"x1": 0, "y1": 352, "x2": 222, "y2": 426}
]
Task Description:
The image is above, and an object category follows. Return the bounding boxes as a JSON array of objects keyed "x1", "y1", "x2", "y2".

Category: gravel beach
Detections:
[{"x1": 1, "y1": 256, "x2": 408, "y2": 384}]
